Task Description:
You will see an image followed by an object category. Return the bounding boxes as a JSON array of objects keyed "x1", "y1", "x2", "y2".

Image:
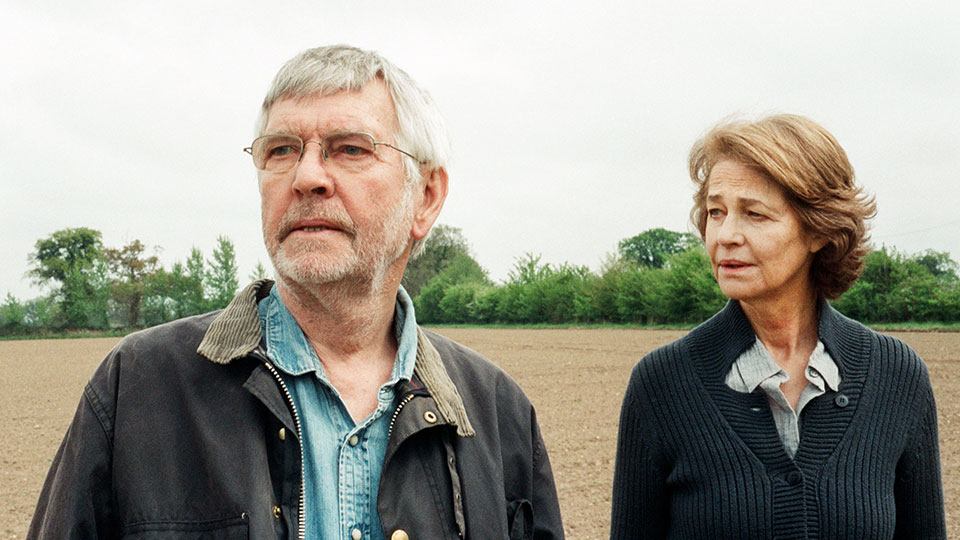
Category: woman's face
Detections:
[{"x1": 704, "y1": 160, "x2": 825, "y2": 306}]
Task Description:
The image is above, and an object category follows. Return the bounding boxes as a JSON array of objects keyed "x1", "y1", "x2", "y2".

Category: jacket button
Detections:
[
  {"x1": 391, "y1": 530, "x2": 409, "y2": 540},
  {"x1": 273, "y1": 505, "x2": 282, "y2": 519},
  {"x1": 278, "y1": 428, "x2": 286, "y2": 441},
  {"x1": 423, "y1": 411, "x2": 437, "y2": 424},
  {"x1": 835, "y1": 394, "x2": 849, "y2": 407}
]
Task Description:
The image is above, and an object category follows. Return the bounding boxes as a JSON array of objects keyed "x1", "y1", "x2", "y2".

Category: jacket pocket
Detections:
[
  {"x1": 506, "y1": 498, "x2": 533, "y2": 540},
  {"x1": 122, "y1": 515, "x2": 249, "y2": 540}
]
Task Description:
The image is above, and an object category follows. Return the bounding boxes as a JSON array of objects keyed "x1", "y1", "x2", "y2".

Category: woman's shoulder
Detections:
[
  {"x1": 822, "y1": 304, "x2": 928, "y2": 373},
  {"x1": 821, "y1": 304, "x2": 933, "y2": 399}
]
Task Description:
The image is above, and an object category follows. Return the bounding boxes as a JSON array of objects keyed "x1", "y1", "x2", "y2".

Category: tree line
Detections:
[
  {"x1": 1, "y1": 227, "x2": 260, "y2": 335},
  {"x1": 3, "y1": 225, "x2": 960, "y2": 336},
  {"x1": 407, "y1": 226, "x2": 960, "y2": 326}
]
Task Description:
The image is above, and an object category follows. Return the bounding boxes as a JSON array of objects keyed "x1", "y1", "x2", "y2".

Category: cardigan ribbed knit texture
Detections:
[{"x1": 610, "y1": 300, "x2": 945, "y2": 540}]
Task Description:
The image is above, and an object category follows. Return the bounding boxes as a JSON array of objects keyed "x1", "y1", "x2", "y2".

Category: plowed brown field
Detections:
[{"x1": 3, "y1": 329, "x2": 958, "y2": 539}]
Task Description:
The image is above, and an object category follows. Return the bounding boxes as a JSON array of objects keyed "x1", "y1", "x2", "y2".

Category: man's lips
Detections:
[{"x1": 280, "y1": 217, "x2": 354, "y2": 242}]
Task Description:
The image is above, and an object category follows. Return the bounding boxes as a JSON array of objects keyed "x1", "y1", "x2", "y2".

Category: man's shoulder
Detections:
[
  {"x1": 421, "y1": 329, "x2": 505, "y2": 376},
  {"x1": 89, "y1": 311, "x2": 227, "y2": 393},
  {"x1": 420, "y1": 328, "x2": 530, "y2": 403},
  {"x1": 113, "y1": 311, "x2": 221, "y2": 360}
]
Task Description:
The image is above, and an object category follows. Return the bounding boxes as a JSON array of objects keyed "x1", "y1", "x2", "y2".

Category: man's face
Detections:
[{"x1": 259, "y1": 80, "x2": 416, "y2": 289}]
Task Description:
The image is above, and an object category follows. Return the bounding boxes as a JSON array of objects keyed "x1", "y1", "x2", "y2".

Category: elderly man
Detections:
[{"x1": 28, "y1": 45, "x2": 564, "y2": 540}]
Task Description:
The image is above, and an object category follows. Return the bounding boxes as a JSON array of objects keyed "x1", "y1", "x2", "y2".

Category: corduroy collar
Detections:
[{"x1": 197, "y1": 279, "x2": 475, "y2": 437}]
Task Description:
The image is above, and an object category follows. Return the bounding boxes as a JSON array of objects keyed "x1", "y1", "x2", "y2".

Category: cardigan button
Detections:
[
  {"x1": 835, "y1": 394, "x2": 850, "y2": 407},
  {"x1": 786, "y1": 471, "x2": 802, "y2": 485}
]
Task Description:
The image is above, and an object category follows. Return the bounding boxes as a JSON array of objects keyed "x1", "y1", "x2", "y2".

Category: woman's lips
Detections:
[{"x1": 718, "y1": 259, "x2": 752, "y2": 271}]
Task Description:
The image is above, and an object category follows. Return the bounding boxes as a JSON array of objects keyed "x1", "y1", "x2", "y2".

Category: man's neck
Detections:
[
  {"x1": 276, "y1": 275, "x2": 401, "y2": 363},
  {"x1": 276, "y1": 275, "x2": 404, "y2": 422}
]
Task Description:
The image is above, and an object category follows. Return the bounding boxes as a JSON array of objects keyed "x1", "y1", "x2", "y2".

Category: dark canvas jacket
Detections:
[{"x1": 28, "y1": 280, "x2": 564, "y2": 540}]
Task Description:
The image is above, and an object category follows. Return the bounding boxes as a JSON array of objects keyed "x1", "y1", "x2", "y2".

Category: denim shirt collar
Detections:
[
  {"x1": 198, "y1": 279, "x2": 475, "y2": 437},
  {"x1": 258, "y1": 284, "x2": 417, "y2": 385}
]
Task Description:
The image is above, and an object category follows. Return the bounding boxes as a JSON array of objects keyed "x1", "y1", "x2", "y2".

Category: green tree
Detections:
[
  {"x1": 618, "y1": 228, "x2": 698, "y2": 268},
  {"x1": 104, "y1": 239, "x2": 160, "y2": 327},
  {"x1": 913, "y1": 250, "x2": 959, "y2": 283},
  {"x1": 0, "y1": 293, "x2": 27, "y2": 335},
  {"x1": 207, "y1": 236, "x2": 239, "y2": 310},
  {"x1": 656, "y1": 247, "x2": 727, "y2": 323},
  {"x1": 28, "y1": 227, "x2": 107, "y2": 328},
  {"x1": 250, "y1": 261, "x2": 270, "y2": 281},
  {"x1": 414, "y1": 252, "x2": 490, "y2": 323},
  {"x1": 833, "y1": 247, "x2": 960, "y2": 323},
  {"x1": 185, "y1": 248, "x2": 208, "y2": 314},
  {"x1": 24, "y1": 296, "x2": 58, "y2": 329},
  {"x1": 403, "y1": 224, "x2": 475, "y2": 298}
]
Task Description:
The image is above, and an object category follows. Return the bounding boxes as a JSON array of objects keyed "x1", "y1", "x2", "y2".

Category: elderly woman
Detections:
[{"x1": 610, "y1": 114, "x2": 946, "y2": 539}]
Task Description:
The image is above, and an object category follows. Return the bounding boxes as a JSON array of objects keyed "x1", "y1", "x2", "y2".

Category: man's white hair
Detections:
[{"x1": 256, "y1": 45, "x2": 450, "y2": 258}]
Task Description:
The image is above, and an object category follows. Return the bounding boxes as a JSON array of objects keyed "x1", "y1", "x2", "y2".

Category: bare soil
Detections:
[{"x1": 2, "y1": 329, "x2": 957, "y2": 539}]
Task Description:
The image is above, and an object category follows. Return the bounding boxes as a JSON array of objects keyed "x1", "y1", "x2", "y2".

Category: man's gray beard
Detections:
[{"x1": 266, "y1": 188, "x2": 415, "y2": 293}]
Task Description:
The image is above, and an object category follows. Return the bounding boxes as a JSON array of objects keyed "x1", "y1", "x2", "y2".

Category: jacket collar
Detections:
[{"x1": 198, "y1": 279, "x2": 475, "y2": 437}]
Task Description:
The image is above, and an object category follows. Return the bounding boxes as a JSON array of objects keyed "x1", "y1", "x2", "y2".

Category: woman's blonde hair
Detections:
[{"x1": 688, "y1": 114, "x2": 876, "y2": 299}]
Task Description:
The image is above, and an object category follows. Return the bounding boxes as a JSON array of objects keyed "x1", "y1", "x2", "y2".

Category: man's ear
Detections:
[{"x1": 411, "y1": 167, "x2": 449, "y2": 240}]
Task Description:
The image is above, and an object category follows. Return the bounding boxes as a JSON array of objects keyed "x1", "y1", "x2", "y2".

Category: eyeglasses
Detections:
[{"x1": 243, "y1": 131, "x2": 422, "y2": 174}]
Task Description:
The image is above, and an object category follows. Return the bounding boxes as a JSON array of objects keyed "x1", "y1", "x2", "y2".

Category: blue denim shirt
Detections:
[{"x1": 258, "y1": 285, "x2": 417, "y2": 540}]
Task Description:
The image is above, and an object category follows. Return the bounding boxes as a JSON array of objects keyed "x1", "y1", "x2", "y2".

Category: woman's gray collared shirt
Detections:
[{"x1": 725, "y1": 338, "x2": 841, "y2": 458}]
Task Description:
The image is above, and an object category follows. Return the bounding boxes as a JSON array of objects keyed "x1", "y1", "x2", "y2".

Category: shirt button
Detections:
[
  {"x1": 391, "y1": 530, "x2": 409, "y2": 540},
  {"x1": 835, "y1": 394, "x2": 850, "y2": 407},
  {"x1": 351, "y1": 528, "x2": 363, "y2": 540},
  {"x1": 348, "y1": 434, "x2": 360, "y2": 446},
  {"x1": 806, "y1": 367, "x2": 820, "y2": 378},
  {"x1": 272, "y1": 505, "x2": 282, "y2": 519}
]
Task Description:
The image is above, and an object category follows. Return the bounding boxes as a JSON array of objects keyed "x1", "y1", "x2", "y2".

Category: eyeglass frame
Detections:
[{"x1": 243, "y1": 131, "x2": 425, "y2": 173}]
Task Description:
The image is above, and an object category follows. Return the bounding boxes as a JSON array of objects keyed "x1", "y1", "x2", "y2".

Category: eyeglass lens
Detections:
[{"x1": 252, "y1": 133, "x2": 380, "y2": 173}]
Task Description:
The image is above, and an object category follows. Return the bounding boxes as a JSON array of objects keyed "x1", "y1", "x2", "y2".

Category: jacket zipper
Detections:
[
  {"x1": 262, "y1": 360, "x2": 306, "y2": 540},
  {"x1": 387, "y1": 391, "x2": 416, "y2": 440}
]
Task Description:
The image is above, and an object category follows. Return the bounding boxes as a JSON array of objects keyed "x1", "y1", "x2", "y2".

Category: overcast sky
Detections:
[{"x1": 3, "y1": 1, "x2": 959, "y2": 300}]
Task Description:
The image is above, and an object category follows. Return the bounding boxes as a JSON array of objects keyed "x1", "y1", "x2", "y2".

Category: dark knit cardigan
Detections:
[{"x1": 610, "y1": 300, "x2": 945, "y2": 540}]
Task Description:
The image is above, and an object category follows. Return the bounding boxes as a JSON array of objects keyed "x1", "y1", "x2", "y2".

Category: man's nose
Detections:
[{"x1": 291, "y1": 142, "x2": 335, "y2": 197}]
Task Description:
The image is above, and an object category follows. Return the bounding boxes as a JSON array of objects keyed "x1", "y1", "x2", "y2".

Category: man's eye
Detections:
[
  {"x1": 707, "y1": 208, "x2": 722, "y2": 217},
  {"x1": 269, "y1": 145, "x2": 298, "y2": 157},
  {"x1": 325, "y1": 134, "x2": 375, "y2": 159},
  {"x1": 340, "y1": 145, "x2": 367, "y2": 156}
]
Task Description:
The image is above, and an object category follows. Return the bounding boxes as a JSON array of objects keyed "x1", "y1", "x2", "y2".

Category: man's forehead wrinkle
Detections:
[{"x1": 265, "y1": 101, "x2": 392, "y2": 140}]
